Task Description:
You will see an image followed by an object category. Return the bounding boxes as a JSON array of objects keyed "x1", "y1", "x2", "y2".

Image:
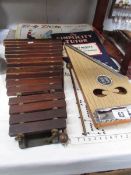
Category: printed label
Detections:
[
  {"x1": 73, "y1": 42, "x2": 102, "y2": 56},
  {"x1": 112, "y1": 108, "x2": 131, "y2": 120}
]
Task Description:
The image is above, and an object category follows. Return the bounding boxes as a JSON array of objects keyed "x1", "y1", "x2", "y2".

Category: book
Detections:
[
  {"x1": 52, "y1": 31, "x2": 119, "y2": 70},
  {"x1": 15, "y1": 23, "x2": 92, "y2": 39}
]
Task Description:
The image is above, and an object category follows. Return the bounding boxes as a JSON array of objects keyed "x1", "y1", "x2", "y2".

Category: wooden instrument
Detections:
[
  {"x1": 4, "y1": 39, "x2": 68, "y2": 148},
  {"x1": 104, "y1": 30, "x2": 131, "y2": 76},
  {"x1": 65, "y1": 44, "x2": 131, "y2": 128}
]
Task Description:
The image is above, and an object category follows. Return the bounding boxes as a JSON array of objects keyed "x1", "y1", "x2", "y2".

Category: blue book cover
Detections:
[{"x1": 52, "y1": 31, "x2": 119, "y2": 70}]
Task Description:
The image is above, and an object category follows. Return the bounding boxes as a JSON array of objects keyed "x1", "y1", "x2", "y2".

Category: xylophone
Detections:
[{"x1": 4, "y1": 39, "x2": 68, "y2": 148}]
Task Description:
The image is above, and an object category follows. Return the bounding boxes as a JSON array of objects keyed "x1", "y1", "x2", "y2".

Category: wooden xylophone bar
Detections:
[
  {"x1": 6, "y1": 70, "x2": 63, "y2": 79},
  {"x1": 7, "y1": 65, "x2": 63, "y2": 73},
  {"x1": 5, "y1": 53, "x2": 62, "y2": 58},
  {"x1": 5, "y1": 47, "x2": 63, "y2": 52},
  {"x1": 7, "y1": 83, "x2": 63, "y2": 96},
  {"x1": 9, "y1": 92, "x2": 65, "y2": 105},
  {"x1": 9, "y1": 108, "x2": 67, "y2": 125},
  {"x1": 9, "y1": 118, "x2": 66, "y2": 137},
  {"x1": 9, "y1": 99, "x2": 66, "y2": 114},
  {"x1": 6, "y1": 77, "x2": 62, "y2": 87}
]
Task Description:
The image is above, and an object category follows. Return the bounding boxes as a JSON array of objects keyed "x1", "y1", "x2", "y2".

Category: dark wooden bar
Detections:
[
  {"x1": 93, "y1": 0, "x2": 109, "y2": 31},
  {"x1": 104, "y1": 30, "x2": 131, "y2": 75},
  {"x1": 5, "y1": 44, "x2": 62, "y2": 49},
  {"x1": 5, "y1": 49, "x2": 62, "y2": 54},
  {"x1": 6, "y1": 59, "x2": 62, "y2": 64},
  {"x1": 121, "y1": 44, "x2": 131, "y2": 75},
  {"x1": 6, "y1": 66, "x2": 62, "y2": 75},
  {"x1": 5, "y1": 53, "x2": 62, "y2": 58},
  {"x1": 9, "y1": 99, "x2": 66, "y2": 114},
  {"x1": 6, "y1": 70, "x2": 62, "y2": 79},
  {"x1": 9, "y1": 92, "x2": 65, "y2": 105},
  {"x1": 6, "y1": 56, "x2": 63, "y2": 60},
  {"x1": 5, "y1": 44, "x2": 63, "y2": 49},
  {"x1": 7, "y1": 61, "x2": 63, "y2": 67},
  {"x1": 6, "y1": 77, "x2": 62, "y2": 87},
  {"x1": 9, "y1": 118, "x2": 66, "y2": 137},
  {"x1": 9, "y1": 108, "x2": 67, "y2": 125},
  {"x1": 6, "y1": 57, "x2": 62, "y2": 63},
  {"x1": 7, "y1": 83, "x2": 62, "y2": 96}
]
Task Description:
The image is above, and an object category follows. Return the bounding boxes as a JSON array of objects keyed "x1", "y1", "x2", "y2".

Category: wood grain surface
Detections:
[
  {"x1": 10, "y1": 108, "x2": 67, "y2": 124},
  {"x1": 9, "y1": 99, "x2": 66, "y2": 114},
  {"x1": 5, "y1": 47, "x2": 63, "y2": 52},
  {"x1": 9, "y1": 92, "x2": 65, "y2": 105},
  {"x1": 7, "y1": 65, "x2": 62, "y2": 74},
  {"x1": 5, "y1": 53, "x2": 62, "y2": 58},
  {"x1": 9, "y1": 118, "x2": 66, "y2": 136},
  {"x1": 5, "y1": 44, "x2": 62, "y2": 49},
  {"x1": 7, "y1": 83, "x2": 62, "y2": 96},
  {"x1": 6, "y1": 76, "x2": 62, "y2": 87},
  {"x1": 65, "y1": 45, "x2": 131, "y2": 127},
  {"x1": 6, "y1": 57, "x2": 62, "y2": 62},
  {"x1": 6, "y1": 70, "x2": 62, "y2": 79},
  {"x1": 7, "y1": 61, "x2": 63, "y2": 67}
]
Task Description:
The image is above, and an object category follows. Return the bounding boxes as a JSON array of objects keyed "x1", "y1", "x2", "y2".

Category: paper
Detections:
[
  {"x1": 73, "y1": 43, "x2": 102, "y2": 56},
  {"x1": 112, "y1": 108, "x2": 131, "y2": 120}
]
